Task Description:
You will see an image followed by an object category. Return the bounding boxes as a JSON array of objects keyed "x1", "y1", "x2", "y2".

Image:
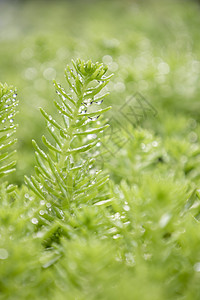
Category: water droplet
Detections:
[
  {"x1": 123, "y1": 205, "x2": 130, "y2": 211},
  {"x1": 2, "y1": 119, "x2": 6, "y2": 123},
  {"x1": 108, "y1": 227, "x2": 117, "y2": 234},
  {"x1": 9, "y1": 119, "x2": 14, "y2": 123},
  {"x1": 188, "y1": 131, "x2": 198, "y2": 143},
  {"x1": 83, "y1": 119, "x2": 90, "y2": 125},
  {"x1": 89, "y1": 169, "x2": 96, "y2": 175},
  {"x1": 113, "y1": 234, "x2": 121, "y2": 240},
  {"x1": 95, "y1": 100, "x2": 103, "y2": 105},
  {"x1": 39, "y1": 210, "x2": 45, "y2": 216},
  {"x1": 40, "y1": 200, "x2": 45, "y2": 205},
  {"x1": 46, "y1": 203, "x2": 51, "y2": 208},
  {"x1": 31, "y1": 218, "x2": 38, "y2": 225},
  {"x1": 125, "y1": 253, "x2": 135, "y2": 266},
  {"x1": 194, "y1": 262, "x2": 200, "y2": 272},
  {"x1": 159, "y1": 213, "x2": 171, "y2": 228},
  {"x1": 152, "y1": 141, "x2": 158, "y2": 147},
  {"x1": 83, "y1": 99, "x2": 92, "y2": 107},
  {"x1": 114, "y1": 213, "x2": 121, "y2": 220},
  {"x1": 0, "y1": 248, "x2": 9, "y2": 260},
  {"x1": 78, "y1": 74, "x2": 83, "y2": 83},
  {"x1": 88, "y1": 116, "x2": 100, "y2": 121},
  {"x1": 82, "y1": 110, "x2": 87, "y2": 114},
  {"x1": 79, "y1": 105, "x2": 85, "y2": 112}
]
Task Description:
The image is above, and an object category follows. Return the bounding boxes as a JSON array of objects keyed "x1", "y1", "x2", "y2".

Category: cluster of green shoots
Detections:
[
  {"x1": 0, "y1": 59, "x2": 114, "y2": 247},
  {"x1": 1, "y1": 59, "x2": 200, "y2": 300}
]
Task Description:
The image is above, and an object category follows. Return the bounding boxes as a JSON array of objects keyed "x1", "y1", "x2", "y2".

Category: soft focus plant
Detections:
[{"x1": 1, "y1": 56, "x2": 200, "y2": 300}]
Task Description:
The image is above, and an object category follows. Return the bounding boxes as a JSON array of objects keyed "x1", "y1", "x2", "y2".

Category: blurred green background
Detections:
[{"x1": 0, "y1": 0, "x2": 200, "y2": 184}]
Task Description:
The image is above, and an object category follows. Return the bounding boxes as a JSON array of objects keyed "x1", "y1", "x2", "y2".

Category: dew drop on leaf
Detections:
[
  {"x1": 31, "y1": 218, "x2": 38, "y2": 225},
  {"x1": 96, "y1": 100, "x2": 103, "y2": 105},
  {"x1": 88, "y1": 116, "x2": 100, "y2": 121},
  {"x1": 123, "y1": 205, "x2": 130, "y2": 211}
]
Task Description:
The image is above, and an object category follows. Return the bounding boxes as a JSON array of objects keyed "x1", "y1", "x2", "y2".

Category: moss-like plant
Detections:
[
  {"x1": 23, "y1": 59, "x2": 113, "y2": 245},
  {"x1": 0, "y1": 83, "x2": 18, "y2": 191},
  {"x1": 2, "y1": 58, "x2": 200, "y2": 300}
]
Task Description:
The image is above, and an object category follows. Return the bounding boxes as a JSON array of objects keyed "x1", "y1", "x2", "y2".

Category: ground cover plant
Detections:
[{"x1": 1, "y1": 0, "x2": 200, "y2": 299}]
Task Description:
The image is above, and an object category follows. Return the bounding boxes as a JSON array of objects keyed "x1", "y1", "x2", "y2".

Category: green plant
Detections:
[
  {"x1": 0, "y1": 59, "x2": 117, "y2": 299},
  {"x1": 0, "y1": 83, "x2": 18, "y2": 191},
  {"x1": 23, "y1": 59, "x2": 113, "y2": 245},
  {"x1": 2, "y1": 56, "x2": 200, "y2": 300}
]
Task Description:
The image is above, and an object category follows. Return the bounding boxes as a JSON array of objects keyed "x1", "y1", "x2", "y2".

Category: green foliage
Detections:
[
  {"x1": 1, "y1": 0, "x2": 200, "y2": 299},
  {"x1": 24, "y1": 59, "x2": 113, "y2": 246},
  {"x1": 1, "y1": 57, "x2": 200, "y2": 300},
  {"x1": 0, "y1": 83, "x2": 18, "y2": 192}
]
